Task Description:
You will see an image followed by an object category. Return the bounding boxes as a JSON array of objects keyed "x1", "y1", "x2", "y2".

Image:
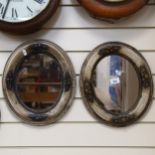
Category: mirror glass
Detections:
[
  {"x1": 93, "y1": 55, "x2": 140, "y2": 115},
  {"x1": 15, "y1": 53, "x2": 63, "y2": 113}
]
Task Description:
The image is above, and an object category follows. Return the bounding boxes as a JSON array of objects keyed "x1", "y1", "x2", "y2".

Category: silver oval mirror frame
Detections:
[
  {"x1": 3, "y1": 40, "x2": 76, "y2": 126},
  {"x1": 80, "y1": 42, "x2": 153, "y2": 127}
]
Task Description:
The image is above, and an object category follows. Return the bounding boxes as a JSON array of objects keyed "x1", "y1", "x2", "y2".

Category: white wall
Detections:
[{"x1": 0, "y1": 0, "x2": 155, "y2": 154}]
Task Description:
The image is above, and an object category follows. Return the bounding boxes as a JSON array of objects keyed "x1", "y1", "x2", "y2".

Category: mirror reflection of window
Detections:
[
  {"x1": 94, "y1": 55, "x2": 139, "y2": 115},
  {"x1": 16, "y1": 53, "x2": 63, "y2": 112}
]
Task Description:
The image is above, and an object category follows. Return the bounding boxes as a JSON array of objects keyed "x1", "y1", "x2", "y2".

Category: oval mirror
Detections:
[
  {"x1": 3, "y1": 40, "x2": 76, "y2": 125},
  {"x1": 78, "y1": 0, "x2": 148, "y2": 21},
  {"x1": 80, "y1": 42, "x2": 153, "y2": 127}
]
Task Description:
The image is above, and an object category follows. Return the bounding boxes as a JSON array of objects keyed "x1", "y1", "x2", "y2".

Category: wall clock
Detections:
[
  {"x1": 0, "y1": 0, "x2": 60, "y2": 34},
  {"x1": 80, "y1": 42, "x2": 153, "y2": 127},
  {"x1": 3, "y1": 40, "x2": 76, "y2": 125},
  {"x1": 78, "y1": 0, "x2": 149, "y2": 21}
]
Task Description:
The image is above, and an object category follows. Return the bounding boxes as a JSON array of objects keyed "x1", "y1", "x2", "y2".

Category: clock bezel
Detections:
[{"x1": 0, "y1": 0, "x2": 60, "y2": 34}]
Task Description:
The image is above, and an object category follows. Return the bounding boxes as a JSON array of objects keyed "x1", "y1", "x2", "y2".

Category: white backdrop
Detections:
[{"x1": 0, "y1": 0, "x2": 155, "y2": 154}]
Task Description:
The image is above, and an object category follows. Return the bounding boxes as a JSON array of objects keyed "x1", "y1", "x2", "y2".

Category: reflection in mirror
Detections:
[
  {"x1": 93, "y1": 55, "x2": 140, "y2": 115},
  {"x1": 16, "y1": 53, "x2": 63, "y2": 113}
]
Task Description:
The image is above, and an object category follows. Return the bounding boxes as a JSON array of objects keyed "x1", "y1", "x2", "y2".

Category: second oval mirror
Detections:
[
  {"x1": 80, "y1": 42, "x2": 153, "y2": 127},
  {"x1": 3, "y1": 40, "x2": 76, "y2": 125}
]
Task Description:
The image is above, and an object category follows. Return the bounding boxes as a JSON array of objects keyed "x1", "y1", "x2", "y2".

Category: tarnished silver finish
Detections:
[
  {"x1": 3, "y1": 40, "x2": 76, "y2": 126},
  {"x1": 80, "y1": 42, "x2": 153, "y2": 127}
]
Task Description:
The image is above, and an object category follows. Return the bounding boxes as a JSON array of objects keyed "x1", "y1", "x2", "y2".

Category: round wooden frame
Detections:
[
  {"x1": 0, "y1": 0, "x2": 60, "y2": 34},
  {"x1": 78, "y1": 0, "x2": 149, "y2": 20}
]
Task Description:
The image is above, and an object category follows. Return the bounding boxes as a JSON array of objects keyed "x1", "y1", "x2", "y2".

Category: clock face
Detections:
[{"x1": 0, "y1": 0, "x2": 50, "y2": 23}]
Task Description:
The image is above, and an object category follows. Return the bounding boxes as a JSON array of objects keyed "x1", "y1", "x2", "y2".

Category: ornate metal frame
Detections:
[
  {"x1": 80, "y1": 42, "x2": 153, "y2": 127},
  {"x1": 3, "y1": 40, "x2": 76, "y2": 126}
]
